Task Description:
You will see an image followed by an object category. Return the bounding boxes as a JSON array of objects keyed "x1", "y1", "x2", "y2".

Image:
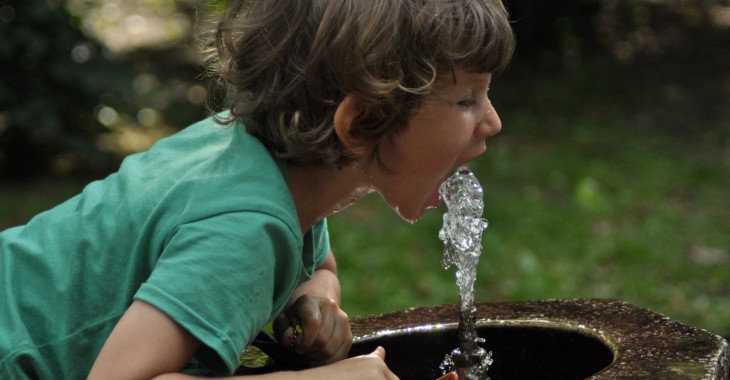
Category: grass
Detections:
[
  {"x1": 0, "y1": 180, "x2": 87, "y2": 228},
  {"x1": 1, "y1": 62, "x2": 728, "y2": 337}
]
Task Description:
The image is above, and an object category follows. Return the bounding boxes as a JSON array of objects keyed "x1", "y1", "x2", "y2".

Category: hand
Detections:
[
  {"x1": 273, "y1": 294, "x2": 352, "y2": 366},
  {"x1": 293, "y1": 347, "x2": 398, "y2": 380}
]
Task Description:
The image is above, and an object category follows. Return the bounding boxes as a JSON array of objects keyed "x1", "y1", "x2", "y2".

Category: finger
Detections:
[
  {"x1": 295, "y1": 301, "x2": 322, "y2": 352},
  {"x1": 384, "y1": 354, "x2": 400, "y2": 380},
  {"x1": 367, "y1": 347, "x2": 399, "y2": 380},
  {"x1": 303, "y1": 311, "x2": 349, "y2": 364},
  {"x1": 273, "y1": 313, "x2": 303, "y2": 350},
  {"x1": 437, "y1": 372, "x2": 459, "y2": 380},
  {"x1": 309, "y1": 303, "x2": 335, "y2": 351},
  {"x1": 329, "y1": 326, "x2": 353, "y2": 361},
  {"x1": 307, "y1": 324, "x2": 352, "y2": 366},
  {"x1": 285, "y1": 321, "x2": 304, "y2": 349},
  {"x1": 299, "y1": 297, "x2": 340, "y2": 354},
  {"x1": 372, "y1": 346, "x2": 386, "y2": 360}
]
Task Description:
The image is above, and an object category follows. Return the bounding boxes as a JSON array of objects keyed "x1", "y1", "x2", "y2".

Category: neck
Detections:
[{"x1": 287, "y1": 162, "x2": 372, "y2": 235}]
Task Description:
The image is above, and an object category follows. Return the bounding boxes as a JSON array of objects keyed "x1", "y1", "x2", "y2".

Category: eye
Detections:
[{"x1": 458, "y1": 98, "x2": 477, "y2": 108}]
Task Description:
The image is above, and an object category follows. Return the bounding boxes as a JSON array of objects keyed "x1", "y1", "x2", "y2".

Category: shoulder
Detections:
[{"x1": 115, "y1": 115, "x2": 300, "y2": 228}]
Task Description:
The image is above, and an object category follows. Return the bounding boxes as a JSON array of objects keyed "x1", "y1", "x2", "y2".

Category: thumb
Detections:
[
  {"x1": 371, "y1": 346, "x2": 386, "y2": 360},
  {"x1": 273, "y1": 315, "x2": 302, "y2": 350},
  {"x1": 437, "y1": 372, "x2": 459, "y2": 380}
]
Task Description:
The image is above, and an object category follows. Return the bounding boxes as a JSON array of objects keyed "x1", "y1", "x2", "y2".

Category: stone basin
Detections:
[
  {"x1": 240, "y1": 299, "x2": 728, "y2": 379},
  {"x1": 347, "y1": 299, "x2": 729, "y2": 380}
]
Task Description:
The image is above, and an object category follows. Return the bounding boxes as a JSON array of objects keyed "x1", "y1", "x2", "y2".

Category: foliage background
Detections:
[{"x1": 1, "y1": 0, "x2": 729, "y2": 336}]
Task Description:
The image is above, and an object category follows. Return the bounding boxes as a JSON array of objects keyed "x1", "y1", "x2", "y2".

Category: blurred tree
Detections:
[
  {"x1": 1, "y1": 0, "x2": 727, "y2": 180},
  {"x1": 0, "y1": 0, "x2": 137, "y2": 180},
  {"x1": 506, "y1": 0, "x2": 730, "y2": 67},
  {"x1": 0, "y1": 0, "x2": 222, "y2": 181},
  {"x1": 504, "y1": 0, "x2": 730, "y2": 137}
]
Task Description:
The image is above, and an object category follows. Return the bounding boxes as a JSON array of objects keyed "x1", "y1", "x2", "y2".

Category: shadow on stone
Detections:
[
  {"x1": 347, "y1": 299, "x2": 729, "y2": 380},
  {"x1": 349, "y1": 323, "x2": 613, "y2": 379}
]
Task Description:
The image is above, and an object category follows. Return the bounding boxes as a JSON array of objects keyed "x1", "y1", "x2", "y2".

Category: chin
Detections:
[
  {"x1": 383, "y1": 193, "x2": 435, "y2": 224},
  {"x1": 394, "y1": 204, "x2": 431, "y2": 224}
]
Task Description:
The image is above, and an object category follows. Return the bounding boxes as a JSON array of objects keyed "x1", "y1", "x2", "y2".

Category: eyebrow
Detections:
[
  {"x1": 427, "y1": 91, "x2": 457, "y2": 105},
  {"x1": 429, "y1": 86, "x2": 473, "y2": 104}
]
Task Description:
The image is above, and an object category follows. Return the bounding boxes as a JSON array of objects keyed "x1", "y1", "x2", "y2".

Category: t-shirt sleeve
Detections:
[
  {"x1": 133, "y1": 211, "x2": 300, "y2": 375},
  {"x1": 312, "y1": 218, "x2": 331, "y2": 269}
]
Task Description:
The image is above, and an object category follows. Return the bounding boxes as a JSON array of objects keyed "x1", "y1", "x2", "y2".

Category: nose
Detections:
[{"x1": 476, "y1": 102, "x2": 502, "y2": 138}]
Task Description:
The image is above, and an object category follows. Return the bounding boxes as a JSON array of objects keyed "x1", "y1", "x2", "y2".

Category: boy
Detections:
[{"x1": 0, "y1": 0, "x2": 514, "y2": 378}]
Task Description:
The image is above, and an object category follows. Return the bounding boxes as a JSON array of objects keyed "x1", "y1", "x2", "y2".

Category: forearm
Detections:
[
  {"x1": 287, "y1": 251, "x2": 341, "y2": 305},
  {"x1": 153, "y1": 371, "x2": 298, "y2": 380},
  {"x1": 152, "y1": 347, "x2": 395, "y2": 379}
]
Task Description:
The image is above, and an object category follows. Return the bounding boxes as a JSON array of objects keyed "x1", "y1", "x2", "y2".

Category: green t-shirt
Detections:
[{"x1": 0, "y1": 116, "x2": 330, "y2": 379}]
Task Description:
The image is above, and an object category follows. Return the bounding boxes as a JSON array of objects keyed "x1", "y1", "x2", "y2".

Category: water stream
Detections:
[{"x1": 438, "y1": 166, "x2": 492, "y2": 379}]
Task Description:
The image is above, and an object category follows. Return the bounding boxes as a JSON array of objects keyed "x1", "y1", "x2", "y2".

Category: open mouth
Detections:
[{"x1": 426, "y1": 190, "x2": 442, "y2": 210}]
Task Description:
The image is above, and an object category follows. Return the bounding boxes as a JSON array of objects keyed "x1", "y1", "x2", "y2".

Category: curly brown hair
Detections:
[{"x1": 204, "y1": 0, "x2": 515, "y2": 167}]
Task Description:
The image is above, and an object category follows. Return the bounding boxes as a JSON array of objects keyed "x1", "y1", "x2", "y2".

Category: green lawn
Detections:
[{"x1": 1, "y1": 63, "x2": 728, "y2": 337}]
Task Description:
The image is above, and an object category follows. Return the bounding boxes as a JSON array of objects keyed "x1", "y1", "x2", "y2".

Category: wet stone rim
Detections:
[{"x1": 349, "y1": 298, "x2": 729, "y2": 380}]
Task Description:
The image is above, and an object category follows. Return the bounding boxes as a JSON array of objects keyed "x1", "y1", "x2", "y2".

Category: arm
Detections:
[
  {"x1": 87, "y1": 300, "x2": 200, "y2": 380},
  {"x1": 288, "y1": 250, "x2": 341, "y2": 304},
  {"x1": 273, "y1": 251, "x2": 353, "y2": 366},
  {"x1": 154, "y1": 347, "x2": 396, "y2": 380},
  {"x1": 89, "y1": 300, "x2": 396, "y2": 380}
]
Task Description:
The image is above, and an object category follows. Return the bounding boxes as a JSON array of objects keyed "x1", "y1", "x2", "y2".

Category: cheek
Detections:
[{"x1": 397, "y1": 110, "x2": 475, "y2": 164}]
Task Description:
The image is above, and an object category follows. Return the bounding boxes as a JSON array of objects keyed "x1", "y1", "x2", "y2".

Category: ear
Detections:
[{"x1": 333, "y1": 94, "x2": 368, "y2": 155}]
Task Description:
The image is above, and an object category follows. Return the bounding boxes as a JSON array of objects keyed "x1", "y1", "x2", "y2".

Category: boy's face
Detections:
[{"x1": 368, "y1": 70, "x2": 501, "y2": 222}]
